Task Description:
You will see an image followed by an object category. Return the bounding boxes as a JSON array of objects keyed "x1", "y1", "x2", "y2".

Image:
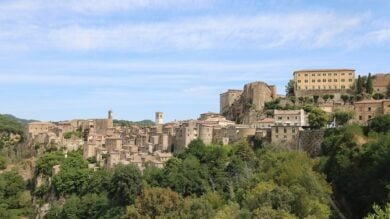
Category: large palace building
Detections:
[{"x1": 293, "y1": 69, "x2": 355, "y2": 98}]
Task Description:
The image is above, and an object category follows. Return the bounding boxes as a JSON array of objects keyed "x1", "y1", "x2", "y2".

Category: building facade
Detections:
[
  {"x1": 294, "y1": 69, "x2": 355, "y2": 97},
  {"x1": 354, "y1": 99, "x2": 390, "y2": 125}
]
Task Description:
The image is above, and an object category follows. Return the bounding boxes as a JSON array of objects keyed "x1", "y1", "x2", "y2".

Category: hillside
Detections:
[
  {"x1": 114, "y1": 119, "x2": 155, "y2": 127},
  {"x1": 0, "y1": 114, "x2": 27, "y2": 135}
]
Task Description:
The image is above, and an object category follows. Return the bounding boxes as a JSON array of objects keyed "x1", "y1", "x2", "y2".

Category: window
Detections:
[
  {"x1": 328, "y1": 79, "x2": 332, "y2": 82},
  {"x1": 334, "y1": 73, "x2": 337, "y2": 76},
  {"x1": 349, "y1": 79, "x2": 353, "y2": 82},
  {"x1": 334, "y1": 79, "x2": 337, "y2": 82},
  {"x1": 312, "y1": 85, "x2": 315, "y2": 89},
  {"x1": 305, "y1": 80, "x2": 308, "y2": 83},
  {"x1": 275, "y1": 127, "x2": 279, "y2": 133},
  {"x1": 284, "y1": 135, "x2": 287, "y2": 139},
  {"x1": 323, "y1": 73, "x2": 326, "y2": 76},
  {"x1": 368, "y1": 115, "x2": 372, "y2": 119},
  {"x1": 292, "y1": 128, "x2": 296, "y2": 133},
  {"x1": 328, "y1": 73, "x2": 332, "y2": 76},
  {"x1": 341, "y1": 73, "x2": 345, "y2": 76},
  {"x1": 287, "y1": 116, "x2": 290, "y2": 120},
  {"x1": 341, "y1": 85, "x2": 345, "y2": 89},
  {"x1": 317, "y1": 79, "x2": 321, "y2": 82},
  {"x1": 284, "y1": 128, "x2": 287, "y2": 133},
  {"x1": 323, "y1": 79, "x2": 326, "y2": 82},
  {"x1": 318, "y1": 86, "x2": 321, "y2": 89},
  {"x1": 341, "y1": 79, "x2": 345, "y2": 82},
  {"x1": 312, "y1": 74, "x2": 315, "y2": 76},
  {"x1": 368, "y1": 107, "x2": 371, "y2": 111},
  {"x1": 278, "y1": 116, "x2": 282, "y2": 120},
  {"x1": 359, "y1": 116, "x2": 362, "y2": 120},
  {"x1": 298, "y1": 80, "x2": 301, "y2": 83},
  {"x1": 305, "y1": 74, "x2": 308, "y2": 76},
  {"x1": 312, "y1": 79, "x2": 315, "y2": 82},
  {"x1": 349, "y1": 73, "x2": 353, "y2": 75}
]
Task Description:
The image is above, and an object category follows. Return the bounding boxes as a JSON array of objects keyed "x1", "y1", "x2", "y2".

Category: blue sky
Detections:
[{"x1": 0, "y1": 0, "x2": 390, "y2": 122}]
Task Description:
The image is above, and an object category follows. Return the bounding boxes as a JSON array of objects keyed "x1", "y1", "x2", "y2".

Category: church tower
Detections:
[{"x1": 155, "y1": 112, "x2": 163, "y2": 125}]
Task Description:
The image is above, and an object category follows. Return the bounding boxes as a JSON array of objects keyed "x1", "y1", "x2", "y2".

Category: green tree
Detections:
[
  {"x1": 322, "y1": 94, "x2": 330, "y2": 102},
  {"x1": 365, "y1": 203, "x2": 390, "y2": 219},
  {"x1": 373, "y1": 93, "x2": 385, "y2": 100},
  {"x1": 334, "y1": 110, "x2": 354, "y2": 126},
  {"x1": 366, "y1": 73, "x2": 374, "y2": 94},
  {"x1": 357, "y1": 75, "x2": 364, "y2": 94},
  {"x1": 286, "y1": 80, "x2": 295, "y2": 97},
  {"x1": 341, "y1": 94, "x2": 349, "y2": 105},
  {"x1": 308, "y1": 108, "x2": 329, "y2": 129},
  {"x1": 135, "y1": 187, "x2": 182, "y2": 218},
  {"x1": 369, "y1": 115, "x2": 390, "y2": 133},
  {"x1": 108, "y1": 164, "x2": 143, "y2": 206},
  {"x1": 313, "y1": 95, "x2": 319, "y2": 104},
  {"x1": 0, "y1": 155, "x2": 6, "y2": 170}
]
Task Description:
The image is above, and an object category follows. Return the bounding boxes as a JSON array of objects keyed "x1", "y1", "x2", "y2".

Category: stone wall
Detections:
[{"x1": 298, "y1": 129, "x2": 325, "y2": 157}]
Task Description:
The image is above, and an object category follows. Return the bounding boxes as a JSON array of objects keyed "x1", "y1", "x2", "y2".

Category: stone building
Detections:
[
  {"x1": 274, "y1": 109, "x2": 309, "y2": 127},
  {"x1": 354, "y1": 99, "x2": 390, "y2": 125},
  {"x1": 372, "y1": 73, "x2": 390, "y2": 95},
  {"x1": 271, "y1": 125, "x2": 302, "y2": 149},
  {"x1": 27, "y1": 122, "x2": 56, "y2": 139},
  {"x1": 220, "y1": 81, "x2": 277, "y2": 124},
  {"x1": 220, "y1": 89, "x2": 242, "y2": 114},
  {"x1": 294, "y1": 69, "x2": 355, "y2": 98},
  {"x1": 270, "y1": 109, "x2": 309, "y2": 148}
]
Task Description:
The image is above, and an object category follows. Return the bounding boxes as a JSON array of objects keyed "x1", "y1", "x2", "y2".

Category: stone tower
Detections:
[
  {"x1": 155, "y1": 112, "x2": 163, "y2": 125},
  {"x1": 108, "y1": 110, "x2": 113, "y2": 128}
]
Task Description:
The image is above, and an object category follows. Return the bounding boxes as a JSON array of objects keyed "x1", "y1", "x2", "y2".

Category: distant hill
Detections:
[
  {"x1": 1, "y1": 114, "x2": 37, "y2": 125},
  {"x1": 0, "y1": 114, "x2": 29, "y2": 134},
  {"x1": 113, "y1": 119, "x2": 155, "y2": 127}
]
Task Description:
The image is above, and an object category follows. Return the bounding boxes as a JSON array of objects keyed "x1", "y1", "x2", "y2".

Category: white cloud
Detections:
[{"x1": 39, "y1": 12, "x2": 361, "y2": 51}]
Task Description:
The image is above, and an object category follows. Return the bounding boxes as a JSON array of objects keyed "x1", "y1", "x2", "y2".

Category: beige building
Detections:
[
  {"x1": 274, "y1": 109, "x2": 309, "y2": 126},
  {"x1": 372, "y1": 73, "x2": 390, "y2": 94},
  {"x1": 354, "y1": 99, "x2": 390, "y2": 125},
  {"x1": 294, "y1": 69, "x2": 355, "y2": 97},
  {"x1": 220, "y1": 81, "x2": 277, "y2": 123},
  {"x1": 220, "y1": 89, "x2": 242, "y2": 114},
  {"x1": 27, "y1": 122, "x2": 56, "y2": 139},
  {"x1": 271, "y1": 125, "x2": 302, "y2": 148}
]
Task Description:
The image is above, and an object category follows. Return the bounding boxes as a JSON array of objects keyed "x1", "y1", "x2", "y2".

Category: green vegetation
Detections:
[
  {"x1": 0, "y1": 171, "x2": 34, "y2": 218},
  {"x1": 114, "y1": 119, "x2": 155, "y2": 127},
  {"x1": 63, "y1": 130, "x2": 82, "y2": 139},
  {"x1": 320, "y1": 117, "x2": 390, "y2": 218},
  {"x1": 35, "y1": 139, "x2": 332, "y2": 218},
  {"x1": 285, "y1": 79, "x2": 295, "y2": 97},
  {"x1": 0, "y1": 114, "x2": 24, "y2": 135},
  {"x1": 308, "y1": 107, "x2": 329, "y2": 128},
  {"x1": 333, "y1": 109, "x2": 354, "y2": 126},
  {"x1": 365, "y1": 203, "x2": 390, "y2": 219}
]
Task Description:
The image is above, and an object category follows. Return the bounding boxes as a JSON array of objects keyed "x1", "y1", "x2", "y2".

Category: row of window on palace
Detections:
[
  {"x1": 297, "y1": 79, "x2": 353, "y2": 83},
  {"x1": 297, "y1": 72, "x2": 354, "y2": 77},
  {"x1": 274, "y1": 127, "x2": 296, "y2": 133},
  {"x1": 297, "y1": 85, "x2": 350, "y2": 90}
]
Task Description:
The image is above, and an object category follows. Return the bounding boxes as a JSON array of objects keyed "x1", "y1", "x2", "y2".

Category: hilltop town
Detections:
[
  {"x1": 24, "y1": 69, "x2": 390, "y2": 171},
  {"x1": 2, "y1": 68, "x2": 390, "y2": 219}
]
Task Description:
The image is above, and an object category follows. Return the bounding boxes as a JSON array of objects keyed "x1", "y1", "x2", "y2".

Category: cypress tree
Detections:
[
  {"x1": 366, "y1": 73, "x2": 373, "y2": 94},
  {"x1": 356, "y1": 75, "x2": 363, "y2": 94}
]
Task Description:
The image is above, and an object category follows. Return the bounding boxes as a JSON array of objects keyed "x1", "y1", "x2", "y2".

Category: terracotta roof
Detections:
[{"x1": 257, "y1": 118, "x2": 275, "y2": 123}]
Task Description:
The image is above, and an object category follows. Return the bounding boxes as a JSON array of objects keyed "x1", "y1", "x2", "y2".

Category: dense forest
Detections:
[{"x1": 1, "y1": 115, "x2": 390, "y2": 218}]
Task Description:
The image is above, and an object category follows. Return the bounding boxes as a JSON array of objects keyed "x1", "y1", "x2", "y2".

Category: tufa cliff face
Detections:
[{"x1": 220, "y1": 81, "x2": 277, "y2": 124}]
